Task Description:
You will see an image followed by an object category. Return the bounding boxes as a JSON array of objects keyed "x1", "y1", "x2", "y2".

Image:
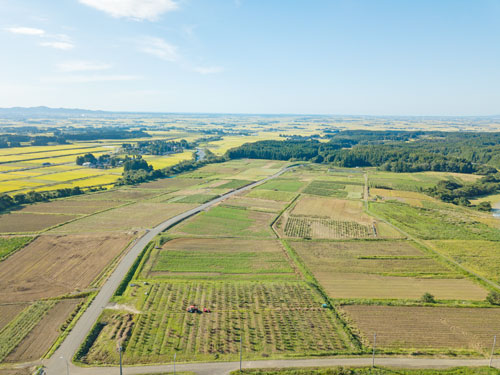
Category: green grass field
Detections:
[
  {"x1": 256, "y1": 179, "x2": 305, "y2": 192},
  {"x1": 0, "y1": 236, "x2": 32, "y2": 260},
  {"x1": 173, "y1": 206, "x2": 275, "y2": 237},
  {"x1": 369, "y1": 201, "x2": 500, "y2": 240}
]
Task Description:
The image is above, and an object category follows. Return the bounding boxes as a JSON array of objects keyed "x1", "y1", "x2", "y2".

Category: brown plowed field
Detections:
[
  {"x1": 342, "y1": 305, "x2": 500, "y2": 353},
  {"x1": 0, "y1": 213, "x2": 78, "y2": 233},
  {"x1": 15, "y1": 199, "x2": 121, "y2": 215},
  {"x1": 0, "y1": 233, "x2": 132, "y2": 302},
  {"x1": 4, "y1": 299, "x2": 81, "y2": 362},
  {"x1": 291, "y1": 196, "x2": 373, "y2": 224},
  {"x1": 0, "y1": 303, "x2": 28, "y2": 330}
]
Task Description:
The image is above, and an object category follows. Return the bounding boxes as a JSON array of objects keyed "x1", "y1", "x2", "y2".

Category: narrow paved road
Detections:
[{"x1": 45, "y1": 165, "x2": 294, "y2": 374}]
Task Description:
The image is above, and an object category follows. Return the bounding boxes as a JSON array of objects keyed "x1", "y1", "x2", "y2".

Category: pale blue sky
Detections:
[{"x1": 1, "y1": 0, "x2": 499, "y2": 115}]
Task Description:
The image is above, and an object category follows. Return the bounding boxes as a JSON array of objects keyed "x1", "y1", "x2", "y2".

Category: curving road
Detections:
[{"x1": 45, "y1": 165, "x2": 294, "y2": 374}]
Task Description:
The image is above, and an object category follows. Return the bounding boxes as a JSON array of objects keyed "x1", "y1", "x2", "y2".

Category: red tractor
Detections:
[{"x1": 186, "y1": 305, "x2": 199, "y2": 313}]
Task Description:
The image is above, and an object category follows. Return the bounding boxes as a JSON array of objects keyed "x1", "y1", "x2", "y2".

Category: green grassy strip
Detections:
[
  {"x1": 232, "y1": 366, "x2": 500, "y2": 375},
  {"x1": 0, "y1": 235, "x2": 35, "y2": 261},
  {"x1": 0, "y1": 300, "x2": 56, "y2": 361},
  {"x1": 114, "y1": 241, "x2": 154, "y2": 296}
]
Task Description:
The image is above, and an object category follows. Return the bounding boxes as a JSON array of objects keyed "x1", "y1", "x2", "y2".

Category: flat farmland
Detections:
[
  {"x1": 0, "y1": 304, "x2": 28, "y2": 330},
  {"x1": 0, "y1": 301, "x2": 56, "y2": 362},
  {"x1": 302, "y1": 180, "x2": 348, "y2": 198},
  {"x1": 283, "y1": 216, "x2": 375, "y2": 239},
  {"x1": 370, "y1": 188, "x2": 437, "y2": 207},
  {"x1": 126, "y1": 178, "x2": 201, "y2": 191},
  {"x1": 316, "y1": 273, "x2": 487, "y2": 300},
  {"x1": 80, "y1": 282, "x2": 350, "y2": 364},
  {"x1": 429, "y1": 240, "x2": 500, "y2": 283},
  {"x1": 143, "y1": 238, "x2": 294, "y2": 280},
  {"x1": 342, "y1": 305, "x2": 500, "y2": 354},
  {"x1": 0, "y1": 233, "x2": 132, "y2": 302},
  {"x1": 291, "y1": 196, "x2": 372, "y2": 223},
  {"x1": 172, "y1": 206, "x2": 275, "y2": 238},
  {"x1": 256, "y1": 179, "x2": 305, "y2": 192},
  {"x1": 289, "y1": 240, "x2": 487, "y2": 300},
  {"x1": 0, "y1": 212, "x2": 78, "y2": 233},
  {"x1": 370, "y1": 201, "x2": 500, "y2": 241},
  {"x1": 14, "y1": 199, "x2": 122, "y2": 215},
  {"x1": 51, "y1": 202, "x2": 196, "y2": 233},
  {"x1": 245, "y1": 189, "x2": 298, "y2": 202},
  {"x1": 70, "y1": 188, "x2": 162, "y2": 202},
  {"x1": 221, "y1": 196, "x2": 288, "y2": 213},
  {"x1": 0, "y1": 236, "x2": 32, "y2": 259},
  {"x1": 4, "y1": 298, "x2": 81, "y2": 363}
]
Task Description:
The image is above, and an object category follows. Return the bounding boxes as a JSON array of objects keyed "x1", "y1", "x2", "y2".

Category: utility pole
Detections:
[
  {"x1": 118, "y1": 346, "x2": 123, "y2": 375},
  {"x1": 372, "y1": 333, "x2": 377, "y2": 368},
  {"x1": 490, "y1": 335, "x2": 497, "y2": 368},
  {"x1": 239, "y1": 334, "x2": 243, "y2": 372}
]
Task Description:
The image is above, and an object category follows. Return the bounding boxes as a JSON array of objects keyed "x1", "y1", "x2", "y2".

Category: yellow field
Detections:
[
  {"x1": 143, "y1": 151, "x2": 193, "y2": 169},
  {"x1": 0, "y1": 146, "x2": 114, "y2": 163}
]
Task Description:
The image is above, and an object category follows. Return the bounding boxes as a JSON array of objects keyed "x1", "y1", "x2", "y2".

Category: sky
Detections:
[{"x1": 0, "y1": 0, "x2": 499, "y2": 115}]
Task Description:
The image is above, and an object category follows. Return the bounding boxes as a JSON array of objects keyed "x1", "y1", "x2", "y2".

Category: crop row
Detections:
[
  {"x1": 0, "y1": 300, "x2": 56, "y2": 361},
  {"x1": 141, "y1": 282, "x2": 321, "y2": 312},
  {"x1": 85, "y1": 308, "x2": 347, "y2": 364},
  {"x1": 284, "y1": 216, "x2": 374, "y2": 239}
]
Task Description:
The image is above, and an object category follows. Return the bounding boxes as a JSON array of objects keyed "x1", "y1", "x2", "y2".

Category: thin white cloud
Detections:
[
  {"x1": 42, "y1": 74, "x2": 140, "y2": 83},
  {"x1": 79, "y1": 0, "x2": 177, "y2": 21},
  {"x1": 5, "y1": 27, "x2": 45, "y2": 36},
  {"x1": 140, "y1": 37, "x2": 178, "y2": 61},
  {"x1": 193, "y1": 66, "x2": 224, "y2": 74},
  {"x1": 57, "y1": 61, "x2": 112, "y2": 72},
  {"x1": 40, "y1": 41, "x2": 74, "y2": 50}
]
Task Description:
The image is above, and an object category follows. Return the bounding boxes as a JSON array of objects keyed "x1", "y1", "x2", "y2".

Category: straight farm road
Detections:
[{"x1": 44, "y1": 164, "x2": 295, "y2": 375}]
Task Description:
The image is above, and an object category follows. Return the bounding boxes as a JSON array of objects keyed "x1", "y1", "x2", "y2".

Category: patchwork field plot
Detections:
[
  {"x1": 429, "y1": 240, "x2": 500, "y2": 283},
  {"x1": 51, "y1": 202, "x2": 196, "y2": 233},
  {"x1": 289, "y1": 240, "x2": 487, "y2": 300},
  {"x1": 0, "y1": 303, "x2": 29, "y2": 330},
  {"x1": 128, "y1": 178, "x2": 201, "y2": 191},
  {"x1": 370, "y1": 188, "x2": 437, "y2": 207},
  {"x1": 172, "y1": 206, "x2": 275, "y2": 238},
  {"x1": 15, "y1": 199, "x2": 122, "y2": 215},
  {"x1": 368, "y1": 171, "x2": 475, "y2": 192},
  {"x1": 303, "y1": 180, "x2": 348, "y2": 198},
  {"x1": 172, "y1": 194, "x2": 219, "y2": 204},
  {"x1": 370, "y1": 201, "x2": 500, "y2": 241},
  {"x1": 283, "y1": 216, "x2": 374, "y2": 239},
  {"x1": 245, "y1": 189, "x2": 298, "y2": 202},
  {"x1": 342, "y1": 305, "x2": 500, "y2": 354},
  {"x1": 0, "y1": 300, "x2": 56, "y2": 362},
  {"x1": 0, "y1": 212, "x2": 78, "y2": 233},
  {"x1": 0, "y1": 233, "x2": 132, "y2": 302},
  {"x1": 143, "y1": 238, "x2": 294, "y2": 280},
  {"x1": 4, "y1": 298, "x2": 81, "y2": 363},
  {"x1": 291, "y1": 196, "x2": 371, "y2": 222},
  {"x1": 256, "y1": 179, "x2": 305, "y2": 192},
  {"x1": 221, "y1": 196, "x2": 287, "y2": 213},
  {"x1": 81, "y1": 282, "x2": 349, "y2": 364},
  {"x1": 0, "y1": 236, "x2": 32, "y2": 260}
]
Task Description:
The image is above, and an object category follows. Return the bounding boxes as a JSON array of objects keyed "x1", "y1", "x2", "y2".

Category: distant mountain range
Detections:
[{"x1": 0, "y1": 106, "x2": 112, "y2": 118}]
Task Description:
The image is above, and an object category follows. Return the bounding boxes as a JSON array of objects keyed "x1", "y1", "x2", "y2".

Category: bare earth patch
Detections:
[
  {"x1": 342, "y1": 305, "x2": 500, "y2": 353},
  {"x1": 0, "y1": 212, "x2": 78, "y2": 233},
  {"x1": 0, "y1": 303, "x2": 29, "y2": 330},
  {"x1": 0, "y1": 233, "x2": 132, "y2": 302}
]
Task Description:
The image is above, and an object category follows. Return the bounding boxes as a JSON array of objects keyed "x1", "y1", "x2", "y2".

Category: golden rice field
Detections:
[{"x1": 143, "y1": 151, "x2": 193, "y2": 169}]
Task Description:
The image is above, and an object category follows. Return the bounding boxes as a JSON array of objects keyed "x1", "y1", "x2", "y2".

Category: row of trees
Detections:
[
  {"x1": 0, "y1": 187, "x2": 88, "y2": 212},
  {"x1": 226, "y1": 139, "x2": 496, "y2": 174},
  {"x1": 425, "y1": 174, "x2": 500, "y2": 209}
]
